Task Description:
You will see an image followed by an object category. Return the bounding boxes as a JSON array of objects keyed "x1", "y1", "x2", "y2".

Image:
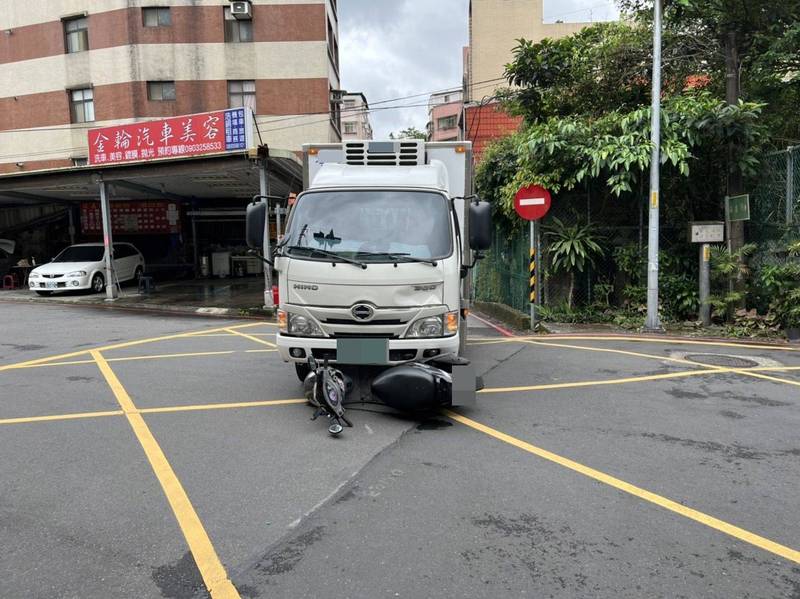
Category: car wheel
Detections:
[
  {"x1": 295, "y1": 362, "x2": 311, "y2": 382},
  {"x1": 91, "y1": 273, "x2": 105, "y2": 294},
  {"x1": 35, "y1": 290, "x2": 52, "y2": 297}
]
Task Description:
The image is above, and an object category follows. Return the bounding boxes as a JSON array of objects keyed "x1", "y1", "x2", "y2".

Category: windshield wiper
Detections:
[
  {"x1": 285, "y1": 245, "x2": 367, "y2": 269},
  {"x1": 355, "y1": 251, "x2": 438, "y2": 266}
]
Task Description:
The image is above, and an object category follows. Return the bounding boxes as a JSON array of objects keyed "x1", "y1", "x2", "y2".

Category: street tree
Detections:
[{"x1": 389, "y1": 126, "x2": 427, "y2": 140}]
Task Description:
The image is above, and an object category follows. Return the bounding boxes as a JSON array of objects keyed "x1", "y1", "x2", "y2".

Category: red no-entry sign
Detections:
[{"x1": 514, "y1": 185, "x2": 552, "y2": 221}]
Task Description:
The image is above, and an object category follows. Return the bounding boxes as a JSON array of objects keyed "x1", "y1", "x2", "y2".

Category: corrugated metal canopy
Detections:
[{"x1": 0, "y1": 150, "x2": 302, "y2": 207}]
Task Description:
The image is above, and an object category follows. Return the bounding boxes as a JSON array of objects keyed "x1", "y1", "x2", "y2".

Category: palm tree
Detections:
[{"x1": 545, "y1": 217, "x2": 604, "y2": 309}]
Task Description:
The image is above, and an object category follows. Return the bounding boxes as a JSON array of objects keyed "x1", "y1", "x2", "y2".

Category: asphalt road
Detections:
[{"x1": 1, "y1": 303, "x2": 799, "y2": 598}]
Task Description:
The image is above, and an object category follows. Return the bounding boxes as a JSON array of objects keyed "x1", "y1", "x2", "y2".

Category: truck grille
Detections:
[
  {"x1": 331, "y1": 333, "x2": 396, "y2": 339},
  {"x1": 324, "y1": 318, "x2": 404, "y2": 326}
]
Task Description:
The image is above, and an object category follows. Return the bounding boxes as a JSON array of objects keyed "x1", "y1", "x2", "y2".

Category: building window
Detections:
[
  {"x1": 343, "y1": 122, "x2": 356, "y2": 134},
  {"x1": 72, "y1": 157, "x2": 88, "y2": 167},
  {"x1": 142, "y1": 7, "x2": 171, "y2": 27},
  {"x1": 228, "y1": 80, "x2": 256, "y2": 110},
  {"x1": 63, "y1": 16, "x2": 88, "y2": 54},
  {"x1": 437, "y1": 115, "x2": 457, "y2": 130},
  {"x1": 327, "y1": 18, "x2": 339, "y2": 74},
  {"x1": 224, "y1": 7, "x2": 253, "y2": 42},
  {"x1": 330, "y1": 87, "x2": 341, "y2": 135},
  {"x1": 147, "y1": 81, "x2": 176, "y2": 101},
  {"x1": 69, "y1": 88, "x2": 94, "y2": 123}
]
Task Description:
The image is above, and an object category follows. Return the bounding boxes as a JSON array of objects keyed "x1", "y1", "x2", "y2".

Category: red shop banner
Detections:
[
  {"x1": 87, "y1": 108, "x2": 253, "y2": 166},
  {"x1": 81, "y1": 201, "x2": 181, "y2": 235}
]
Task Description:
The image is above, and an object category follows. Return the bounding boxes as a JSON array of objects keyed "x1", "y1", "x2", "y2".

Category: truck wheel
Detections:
[{"x1": 295, "y1": 363, "x2": 311, "y2": 382}]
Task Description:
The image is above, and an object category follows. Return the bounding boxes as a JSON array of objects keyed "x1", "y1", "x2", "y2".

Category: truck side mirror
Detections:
[
  {"x1": 468, "y1": 201, "x2": 492, "y2": 251},
  {"x1": 246, "y1": 201, "x2": 266, "y2": 249}
]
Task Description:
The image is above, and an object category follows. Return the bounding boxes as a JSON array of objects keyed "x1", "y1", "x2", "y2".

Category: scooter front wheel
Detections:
[{"x1": 328, "y1": 422, "x2": 344, "y2": 436}]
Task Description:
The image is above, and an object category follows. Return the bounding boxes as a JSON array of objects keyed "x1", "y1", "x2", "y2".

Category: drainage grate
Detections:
[{"x1": 685, "y1": 354, "x2": 759, "y2": 368}]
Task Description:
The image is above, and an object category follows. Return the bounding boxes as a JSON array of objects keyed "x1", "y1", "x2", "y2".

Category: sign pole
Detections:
[
  {"x1": 259, "y1": 159, "x2": 274, "y2": 308},
  {"x1": 645, "y1": 0, "x2": 662, "y2": 331},
  {"x1": 724, "y1": 196, "x2": 733, "y2": 296},
  {"x1": 98, "y1": 179, "x2": 118, "y2": 300},
  {"x1": 536, "y1": 218, "x2": 542, "y2": 320},
  {"x1": 515, "y1": 184, "x2": 552, "y2": 330},
  {"x1": 699, "y1": 243, "x2": 711, "y2": 326},
  {"x1": 530, "y1": 220, "x2": 536, "y2": 330}
]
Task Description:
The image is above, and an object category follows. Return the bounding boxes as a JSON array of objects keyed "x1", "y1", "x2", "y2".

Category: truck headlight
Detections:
[
  {"x1": 288, "y1": 313, "x2": 324, "y2": 337},
  {"x1": 406, "y1": 311, "x2": 459, "y2": 338}
]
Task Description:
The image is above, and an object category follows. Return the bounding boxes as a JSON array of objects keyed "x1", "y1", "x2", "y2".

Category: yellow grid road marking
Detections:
[
  {"x1": 522, "y1": 339, "x2": 704, "y2": 368},
  {"x1": 0, "y1": 410, "x2": 124, "y2": 426},
  {"x1": 140, "y1": 398, "x2": 306, "y2": 415},
  {"x1": 1, "y1": 398, "x2": 304, "y2": 426},
  {"x1": 471, "y1": 335, "x2": 800, "y2": 352},
  {"x1": 224, "y1": 328, "x2": 277, "y2": 348},
  {"x1": 733, "y1": 370, "x2": 800, "y2": 387},
  {"x1": 190, "y1": 332, "x2": 277, "y2": 338},
  {"x1": 0, "y1": 322, "x2": 267, "y2": 372},
  {"x1": 3, "y1": 349, "x2": 279, "y2": 370},
  {"x1": 479, "y1": 368, "x2": 727, "y2": 394},
  {"x1": 445, "y1": 410, "x2": 800, "y2": 566},
  {"x1": 91, "y1": 350, "x2": 240, "y2": 599}
]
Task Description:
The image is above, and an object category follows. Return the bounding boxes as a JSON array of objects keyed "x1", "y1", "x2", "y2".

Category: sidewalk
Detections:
[{"x1": 0, "y1": 277, "x2": 272, "y2": 317}]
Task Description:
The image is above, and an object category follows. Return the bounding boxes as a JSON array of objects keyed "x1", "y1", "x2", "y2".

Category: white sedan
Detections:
[{"x1": 28, "y1": 243, "x2": 145, "y2": 296}]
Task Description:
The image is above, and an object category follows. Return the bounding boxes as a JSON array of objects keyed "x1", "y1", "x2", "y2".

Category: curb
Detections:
[{"x1": 0, "y1": 295, "x2": 276, "y2": 320}]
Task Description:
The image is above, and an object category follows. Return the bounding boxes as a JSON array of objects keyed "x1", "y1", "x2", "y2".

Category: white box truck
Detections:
[{"x1": 246, "y1": 139, "x2": 491, "y2": 383}]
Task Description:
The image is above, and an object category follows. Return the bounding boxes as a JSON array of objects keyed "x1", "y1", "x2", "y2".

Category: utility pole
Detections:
[{"x1": 645, "y1": 0, "x2": 662, "y2": 331}]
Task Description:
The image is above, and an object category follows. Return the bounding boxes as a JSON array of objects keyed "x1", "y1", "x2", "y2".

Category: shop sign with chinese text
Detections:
[
  {"x1": 81, "y1": 201, "x2": 180, "y2": 235},
  {"x1": 87, "y1": 108, "x2": 254, "y2": 166}
]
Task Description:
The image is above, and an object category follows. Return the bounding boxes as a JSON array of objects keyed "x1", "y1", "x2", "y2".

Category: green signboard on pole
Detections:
[{"x1": 726, "y1": 194, "x2": 750, "y2": 222}]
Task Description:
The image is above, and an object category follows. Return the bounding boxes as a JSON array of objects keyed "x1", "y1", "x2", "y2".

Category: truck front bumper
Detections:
[{"x1": 276, "y1": 333, "x2": 460, "y2": 365}]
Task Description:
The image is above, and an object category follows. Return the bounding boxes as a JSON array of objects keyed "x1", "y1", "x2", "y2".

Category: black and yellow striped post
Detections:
[
  {"x1": 529, "y1": 248, "x2": 536, "y2": 304},
  {"x1": 529, "y1": 220, "x2": 538, "y2": 329}
]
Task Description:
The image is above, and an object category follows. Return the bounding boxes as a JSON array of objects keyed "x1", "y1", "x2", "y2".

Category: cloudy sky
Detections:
[{"x1": 338, "y1": 1, "x2": 620, "y2": 139}]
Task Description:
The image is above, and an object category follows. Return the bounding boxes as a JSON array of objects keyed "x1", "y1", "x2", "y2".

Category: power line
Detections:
[
  {"x1": 0, "y1": 76, "x2": 509, "y2": 137},
  {"x1": 0, "y1": 80, "x2": 512, "y2": 160}
]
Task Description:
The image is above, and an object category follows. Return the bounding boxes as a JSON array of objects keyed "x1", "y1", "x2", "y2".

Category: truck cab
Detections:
[{"x1": 248, "y1": 140, "x2": 490, "y2": 380}]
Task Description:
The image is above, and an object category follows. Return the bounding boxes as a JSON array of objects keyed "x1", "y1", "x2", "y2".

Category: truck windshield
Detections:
[{"x1": 283, "y1": 190, "x2": 452, "y2": 261}]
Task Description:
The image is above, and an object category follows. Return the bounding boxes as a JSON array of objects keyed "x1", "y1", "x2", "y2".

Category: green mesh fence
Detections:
[
  {"x1": 749, "y1": 146, "x2": 800, "y2": 262},
  {"x1": 475, "y1": 146, "x2": 800, "y2": 317}
]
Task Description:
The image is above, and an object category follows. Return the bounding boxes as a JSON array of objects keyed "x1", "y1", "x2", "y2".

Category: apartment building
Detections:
[
  {"x1": 340, "y1": 92, "x2": 373, "y2": 140},
  {"x1": 464, "y1": 0, "x2": 594, "y2": 160},
  {"x1": 0, "y1": 0, "x2": 341, "y2": 174},
  {"x1": 466, "y1": 0, "x2": 588, "y2": 101},
  {"x1": 427, "y1": 88, "x2": 462, "y2": 142}
]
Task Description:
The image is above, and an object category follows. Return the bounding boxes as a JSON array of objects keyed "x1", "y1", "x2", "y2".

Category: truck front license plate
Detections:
[{"x1": 336, "y1": 338, "x2": 389, "y2": 365}]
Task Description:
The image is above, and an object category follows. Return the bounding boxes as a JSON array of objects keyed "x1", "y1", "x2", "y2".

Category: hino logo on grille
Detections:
[
  {"x1": 351, "y1": 303, "x2": 375, "y2": 321},
  {"x1": 293, "y1": 284, "x2": 319, "y2": 291}
]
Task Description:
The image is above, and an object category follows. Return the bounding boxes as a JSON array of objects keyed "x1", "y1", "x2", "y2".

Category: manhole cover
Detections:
[{"x1": 685, "y1": 353, "x2": 759, "y2": 368}]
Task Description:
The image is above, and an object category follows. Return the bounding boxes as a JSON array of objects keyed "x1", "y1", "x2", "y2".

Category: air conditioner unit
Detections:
[{"x1": 230, "y1": 1, "x2": 252, "y2": 20}]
